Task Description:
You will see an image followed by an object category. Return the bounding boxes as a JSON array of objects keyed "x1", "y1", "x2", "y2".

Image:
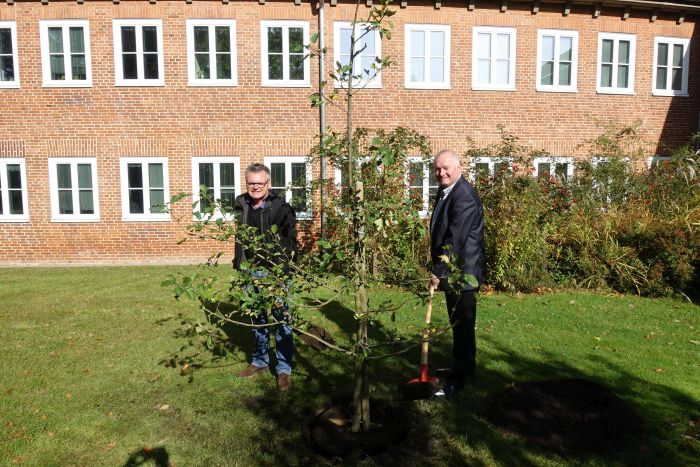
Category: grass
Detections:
[{"x1": 0, "y1": 266, "x2": 698, "y2": 466}]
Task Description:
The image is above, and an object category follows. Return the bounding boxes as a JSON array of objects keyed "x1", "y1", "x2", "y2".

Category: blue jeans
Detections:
[{"x1": 249, "y1": 272, "x2": 293, "y2": 375}]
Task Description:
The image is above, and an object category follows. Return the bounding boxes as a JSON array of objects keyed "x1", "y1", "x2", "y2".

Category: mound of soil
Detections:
[{"x1": 488, "y1": 378, "x2": 642, "y2": 454}]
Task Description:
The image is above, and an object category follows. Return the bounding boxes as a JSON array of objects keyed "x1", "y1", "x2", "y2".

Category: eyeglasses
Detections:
[{"x1": 246, "y1": 180, "x2": 269, "y2": 188}]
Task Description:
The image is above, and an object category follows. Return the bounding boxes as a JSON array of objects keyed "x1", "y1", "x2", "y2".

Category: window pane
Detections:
[
  {"x1": 600, "y1": 64, "x2": 612, "y2": 87},
  {"x1": 79, "y1": 190, "x2": 94, "y2": 214},
  {"x1": 8, "y1": 190, "x2": 22, "y2": 215},
  {"x1": 216, "y1": 54, "x2": 231, "y2": 80},
  {"x1": 122, "y1": 54, "x2": 137, "y2": 79},
  {"x1": 618, "y1": 41, "x2": 630, "y2": 64},
  {"x1": 538, "y1": 162, "x2": 551, "y2": 177},
  {"x1": 0, "y1": 189, "x2": 3, "y2": 214},
  {"x1": 410, "y1": 30, "x2": 424, "y2": 57},
  {"x1": 410, "y1": 57, "x2": 424, "y2": 82},
  {"x1": 495, "y1": 59, "x2": 509, "y2": 84},
  {"x1": 656, "y1": 66, "x2": 667, "y2": 89},
  {"x1": 477, "y1": 59, "x2": 490, "y2": 83},
  {"x1": 560, "y1": 36, "x2": 572, "y2": 61},
  {"x1": 671, "y1": 67, "x2": 682, "y2": 90},
  {"x1": 289, "y1": 54, "x2": 304, "y2": 80},
  {"x1": 48, "y1": 27, "x2": 63, "y2": 54},
  {"x1": 127, "y1": 164, "x2": 143, "y2": 188},
  {"x1": 121, "y1": 26, "x2": 136, "y2": 53},
  {"x1": 495, "y1": 34, "x2": 510, "y2": 59},
  {"x1": 148, "y1": 163, "x2": 164, "y2": 188},
  {"x1": 291, "y1": 162, "x2": 305, "y2": 186},
  {"x1": 270, "y1": 163, "x2": 285, "y2": 189},
  {"x1": 149, "y1": 189, "x2": 164, "y2": 213},
  {"x1": 542, "y1": 36, "x2": 555, "y2": 60},
  {"x1": 220, "y1": 190, "x2": 235, "y2": 212},
  {"x1": 541, "y1": 61, "x2": 553, "y2": 85},
  {"x1": 194, "y1": 26, "x2": 209, "y2": 53},
  {"x1": 268, "y1": 54, "x2": 282, "y2": 80},
  {"x1": 408, "y1": 161, "x2": 422, "y2": 187},
  {"x1": 58, "y1": 190, "x2": 73, "y2": 214},
  {"x1": 601, "y1": 39, "x2": 613, "y2": 63},
  {"x1": 267, "y1": 27, "x2": 282, "y2": 53},
  {"x1": 0, "y1": 28, "x2": 12, "y2": 54},
  {"x1": 71, "y1": 55, "x2": 86, "y2": 80},
  {"x1": 129, "y1": 189, "x2": 144, "y2": 213},
  {"x1": 475, "y1": 162, "x2": 490, "y2": 178},
  {"x1": 430, "y1": 31, "x2": 444, "y2": 57},
  {"x1": 50, "y1": 55, "x2": 65, "y2": 80},
  {"x1": 69, "y1": 27, "x2": 84, "y2": 53},
  {"x1": 361, "y1": 26, "x2": 375, "y2": 57},
  {"x1": 340, "y1": 27, "x2": 352, "y2": 55},
  {"x1": 57, "y1": 164, "x2": 72, "y2": 189},
  {"x1": 558, "y1": 62, "x2": 571, "y2": 86},
  {"x1": 7, "y1": 164, "x2": 21, "y2": 189},
  {"x1": 555, "y1": 163, "x2": 569, "y2": 179},
  {"x1": 144, "y1": 53, "x2": 159, "y2": 79},
  {"x1": 143, "y1": 26, "x2": 158, "y2": 53},
  {"x1": 220, "y1": 163, "x2": 236, "y2": 187},
  {"x1": 75, "y1": 164, "x2": 91, "y2": 189},
  {"x1": 360, "y1": 55, "x2": 374, "y2": 79},
  {"x1": 198, "y1": 163, "x2": 214, "y2": 188},
  {"x1": 291, "y1": 188, "x2": 306, "y2": 212},
  {"x1": 617, "y1": 64, "x2": 628, "y2": 88},
  {"x1": 476, "y1": 33, "x2": 491, "y2": 59},
  {"x1": 430, "y1": 57, "x2": 444, "y2": 82},
  {"x1": 657, "y1": 43, "x2": 668, "y2": 66},
  {"x1": 195, "y1": 53, "x2": 210, "y2": 79},
  {"x1": 289, "y1": 27, "x2": 303, "y2": 54},
  {"x1": 672, "y1": 44, "x2": 684, "y2": 67},
  {"x1": 215, "y1": 26, "x2": 230, "y2": 53},
  {"x1": 0, "y1": 56, "x2": 14, "y2": 81}
]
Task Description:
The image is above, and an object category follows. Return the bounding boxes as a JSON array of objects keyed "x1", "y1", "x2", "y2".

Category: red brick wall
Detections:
[{"x1": 0, "y1": 0, "x2": 697, "y2": 265}]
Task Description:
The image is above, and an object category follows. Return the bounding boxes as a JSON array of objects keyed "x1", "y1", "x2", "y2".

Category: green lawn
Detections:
[{"x1": 1, "y1": 266, "x2": 698, "y2": 466}]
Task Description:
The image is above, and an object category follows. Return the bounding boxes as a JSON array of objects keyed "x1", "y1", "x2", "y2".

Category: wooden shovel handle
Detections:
[{"x1": 421, "y1": 283, "x2": 435, "y2": 366}]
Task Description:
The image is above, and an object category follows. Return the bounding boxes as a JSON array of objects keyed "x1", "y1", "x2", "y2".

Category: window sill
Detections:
[
  {"x1": 51, "y1": 217, "x2": 100, "y2": 222},
  {"x1": 261, "y1": 81, "x2": 311, "y2": 88},
  {"x1": 188, "y1": 81, "x2": 238, "y2": 87},
  {"x1": 652, "y1": 91, "x2": 688, "y2": 97},
  {"x1": 536, "y1": 87, "x2": 578, "y2": 93},
  {"x1": 0, "y1": 217, "x2": 29, "y2": 223},
  {"x1": 596, "y1": 88, "x2": 635, "y2": 95},
  {"x1": 43, "y1": 82, "x2": 93, "y2": 88},
  {"x1": 471, "y1": 85, "x2": 516, "y2": 92},
  {"x1": 0, "y1": 83, "x2": 20, "y2": 89},
  {"x1": 115, "y1": 80, "x2": 165, "y2": 87},
  {"x1": 404, "y1": 83, "x2": 451, "y2": 90},
  {"x1": 122, "y1": 216, "x2": 171, "y2": 222}
]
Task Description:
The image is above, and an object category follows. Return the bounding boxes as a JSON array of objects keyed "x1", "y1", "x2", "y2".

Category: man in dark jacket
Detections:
[
  {"x1": 234, "y1": 163, "x2": 297, "y2": 392},
  {"x1": 430, "y1": 150, "x2": 485, "y2": 397}
]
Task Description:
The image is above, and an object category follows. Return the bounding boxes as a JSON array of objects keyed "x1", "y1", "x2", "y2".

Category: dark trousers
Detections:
[{"x1": 445, "y1": 290, "x2": 477, "y2": 381}]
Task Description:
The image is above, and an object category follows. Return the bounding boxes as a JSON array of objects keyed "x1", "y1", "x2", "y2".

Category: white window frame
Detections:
[
  {"x1": 532, "y1": 156, "x2": 575, "y2": 179},
  {"x1": 647, "y1": 156, "x2": 671, "y2": 169},
  {"x1": 260, "y1": 20, "x2": 310, "y2": 87},
  {"x1": 652, "y1": 36, "x2": 690, "y2": 97},
  {"x1": 469, "y1": 156, "x2": 513, "y2": 180},
  {"x1": 113, "y1": 19, "x2": 164, "y2": 87},
  {"x1": 264, "y1": 156, "x2": 312, "y2": 219},
  {"x1": 536, "y1": 29, "x2": 578, "y2": 93},
  {"x1": 191, "y1": 156, "x2": 241, "y2": 219},
  {"x1": 40, "y1": 20, "x2": 92, "y2": 88},
  {"x1": 48, "y1": 158, "x2": 99, "y2": 222},
  {"x1": 186, "y1": 20, "x2": 237, "y2": 87},
  {"x1": 406, "y1": 156, "x2": 438, "y2": 217},
  {"x1": 0, "y1": 158, "x2": 28, "y2": 222},
  {"x1": 334, "y1": 21, "x2": 382, "y2": 89},
  {"x1": 596, "y1": 32, "x2": 636, "y2": 95},
  {"x1": 0, "y1": 21, "x2": 19, "y2": 89},
  {"x1": 472, "y1": 26, "x2": 516, "y2": 91},
  {"x1": 404, "y1": 24, "x2": 451, "y2": 90},
  {"x1": 119, "y1": 157, "x2": 170, "y2": 221}
]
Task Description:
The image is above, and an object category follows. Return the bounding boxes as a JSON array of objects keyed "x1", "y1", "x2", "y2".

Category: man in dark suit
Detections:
[{"x1": 430, "y1": 149, "x2": 485, "y2": 397}]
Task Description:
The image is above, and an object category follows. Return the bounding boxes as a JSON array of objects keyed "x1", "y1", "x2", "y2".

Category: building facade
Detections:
[{"x1": 0, "y1": 0, "x2": 697, "y2": 265}]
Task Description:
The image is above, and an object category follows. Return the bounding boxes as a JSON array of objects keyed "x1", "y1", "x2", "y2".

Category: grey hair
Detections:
[
  {"x1": 245, "y1": 163, "x2": 271, "y2": 178},
  {"x1": 435, "y1": 149, "x2": 461, "y2": 166}
]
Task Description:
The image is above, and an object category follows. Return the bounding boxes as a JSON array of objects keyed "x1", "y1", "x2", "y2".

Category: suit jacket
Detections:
[{"x1": 430, "y1": 176, "x2": 485, "y2": 291}]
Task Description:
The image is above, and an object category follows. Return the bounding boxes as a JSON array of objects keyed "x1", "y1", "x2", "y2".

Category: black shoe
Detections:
[{"x1": 433, "y1": 380, "x2": 465, "y2": 398}]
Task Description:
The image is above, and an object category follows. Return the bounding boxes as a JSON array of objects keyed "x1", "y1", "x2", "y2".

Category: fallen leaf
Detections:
[
  {"x1": 107, "y1": 411, "x2": 114, "y2": 417},
  {"x1": 11, "y1": 457, "x2": 22, "y2": 465},
  {"x1": 690, "y1": 340, "x2": 700, "y2": 346},
  {"x1": 65, "y1": 393, "x2": 72, "y2": 401},
  {"x1": 47, "y1": 432, "x2": 54, "y2": 438},
  {"x1": 569, "y1": 300, "x2": 576, "y2": 305},
  {"x1": 655, "y1": 368, "x2": 664, "y2": 373},
  {"x1": 159, "y1": 404, "x2": 169, "y2": 411}
]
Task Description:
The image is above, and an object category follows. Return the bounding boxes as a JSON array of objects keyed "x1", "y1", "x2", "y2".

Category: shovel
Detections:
[{"x1": 394, "y1": 283, "x2": 440, "y2": 401}]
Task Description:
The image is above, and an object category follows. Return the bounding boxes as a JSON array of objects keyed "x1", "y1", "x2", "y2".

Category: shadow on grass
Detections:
[{"x1": 123, "y1": 446, "x2": 170, "y2": 467}]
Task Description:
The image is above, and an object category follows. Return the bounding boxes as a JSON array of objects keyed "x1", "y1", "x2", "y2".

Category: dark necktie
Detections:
[{"x1": 430, "y1": 191, "x2": 445, "y2": 232}]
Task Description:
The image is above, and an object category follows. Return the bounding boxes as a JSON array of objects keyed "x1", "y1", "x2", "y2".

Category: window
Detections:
[
  {"x1": 536, "y1": 30, "x2": 578, "y2": 92},
  {"x1": 334, "y1": 21, "x2": 382, "y2": 88},
  {"x1": 647, "y1": 156, "x2": 671, "y2": 170},
  {"x1": 119, "y1": 158, "x2": 169, "y2": 221},
  {"x1": 48, "y1": 158, "x2": 99, "y2": 222},
  {"x1": 40, "y1": 20, "x2": 92, "y2": 87},
  {"x1": 406, "y1": 157, "x2": 438, "y2": 216},
  {"x1": 187, "y1": 20, "x2": 237, "y2": 87},
  {"x1": 0, "y1": 159, "x2": 28, "y2": 222},
  {"x1": 260, "y1": 21, "x2": 310, "y2": 87},
  {"x1": 192, "y1": 157, "x2": 240, "y2": 218},
  {"x1": 470, "y1": 156, "x2": 512, "y2": 180},
  {"x1": 653, "y1": 37, "x2": 690, "y2": 96},
  {"x1": 113, "y1": 19, "x2": 164, "y2": 86},
  {"x1": 472, "y1": 27, "x2": 516, "y2": 91},
  {"x1": 264, "y1": 157, "x2": 311, "y2": 218},
  {"x1": 0, "y1": 21, "x2": 19, "y2": 88},
  {"x1": 404, "y1": 24, "x2": 450, "y2": 89},
  {"x1": 533, "y1": 157, "x2": 574, "y2": 179},
  {"x1": 597, "y1": 33, "x2": 636, "y2": 94}
]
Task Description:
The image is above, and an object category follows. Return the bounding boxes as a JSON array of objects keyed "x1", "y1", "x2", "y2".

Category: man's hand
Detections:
[{"x1": 430, "y1": 273, "x2": 440, "y2": 291}]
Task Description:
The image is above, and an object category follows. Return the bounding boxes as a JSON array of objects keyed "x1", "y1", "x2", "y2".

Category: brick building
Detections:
[{"x1": 0, "y1": 0, "x2": 697, "y2": 266}]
